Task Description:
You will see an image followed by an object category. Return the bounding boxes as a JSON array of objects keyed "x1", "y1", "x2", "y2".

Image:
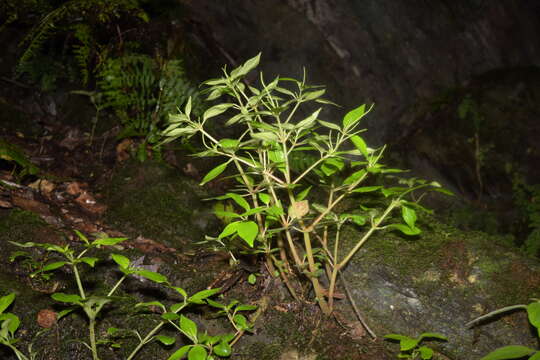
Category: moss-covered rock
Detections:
[{"x1": 340, "y1": 214, "x2": 540, "y2": 359}]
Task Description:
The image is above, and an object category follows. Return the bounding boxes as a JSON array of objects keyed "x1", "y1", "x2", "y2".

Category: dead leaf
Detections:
[
  {"x1": 183, "y1": 162, "x2": 199, "y2": 178},
  {"x1": 59, "y1": 127, "x2": 83, "y2": 150},
  {"x1": 133, "y1": 235, "x2": 176, "y2": 253},
  {"x1": 29, "y1": 179, "x2": 55, "y2": 195},
  {"x1": 12, "y1": 195, "x2": 52, "y2": 216},
  {"x1": 289, "y1": 200, "x2": 309, "y2": 219},
  {"x1": 0, "y1": 199, "x2": 12, "y2": 208},
  {"x1": 74, "y1": 192, "x2": 107, "y2": 215},
  {"x1": 116, "y1": 139, "x2": 133, "y2": 162},
  {"x1": 37, "y1": 309, "x2": 57, "y2": 328},
  {"x1": 66, "y1": 182, "x2": 85, "y2": 196}
]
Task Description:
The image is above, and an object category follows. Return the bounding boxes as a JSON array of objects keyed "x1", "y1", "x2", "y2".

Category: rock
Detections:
[
  {"x1": 339, "y1": 222, "x2": 540, "y2": 359},
  {"x1": 178, "y1": 0, "x2": 540, "y2": 145}
]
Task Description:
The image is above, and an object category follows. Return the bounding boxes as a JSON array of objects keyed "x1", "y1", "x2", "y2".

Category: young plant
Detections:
[
  {"x1": 160, "y1": 53, "x2": 448, "y2": 316},
  {"x1": 11, "y1": 231, "x2": 254, "y2": 360},
  {"x1": 384, "y1": 332, "x2": 448, "y2": 359},
  {"x1": 466, "y1": 299, "x2": 540, "y2": 360},
  {"x1": 0, "y1": 293, "x2": 38, "y2": 360}
]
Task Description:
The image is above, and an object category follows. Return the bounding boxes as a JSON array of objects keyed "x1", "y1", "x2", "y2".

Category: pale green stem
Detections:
[
  {"x1": 328, "y1": 223, "x2": 342, "y2": 310},
  {"x1": 88, "y1": 316, "x2": 99, "y2": 360},
  {"x1": 7, "y1": 344, "x2": 29, "y2": 360},
  {"x1": 303, "y1": 231, "x2": 330, "y2": 315},
  {"x1": 126, "y1": 303, "x2": 189, "y2": 360},
  {"x1": 337, "y1": 200, "x2": 399, "y2": 269},
  {"x1": 306, "y1": 172, "x2": 368, "y2": 232},
  {"x1": 107, "y1": 275, "x2": 127, "y2": 297},
  {"x1": 72, "y1": 264, "x2": 86, "y2": 300}
]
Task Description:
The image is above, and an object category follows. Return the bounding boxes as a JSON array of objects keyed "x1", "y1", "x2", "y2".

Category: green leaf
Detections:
[
  {"x1": 258, "y1": 192, "x2": 271, "y2": 205},
  {"x1": 167, "y1": 345, "x2": 190, "y2": 360},
  {"x1": 233, "y1": 314, "x2": 250, "y2": 331},
  {"x1": 303, "y1": 89, "x2": 326, "y2": 101},
  {"x1": 218, "y1": 221, "x2": 240, "y2": 240},
  {"x1": 162, "y1": 312, "x2": 181, "y2": 321},
  {"x1": 0, "y1": 313, "x2": 20, "y2": 335},
  {"x1": 418, "y1": 332, "x2": 448, "y2": 342},
  {"x1": 203, "y1": 103, "x2": 235, "y2": 122},
  {"x1": 389, "y1": 223, "x2": 421, "y2": 236},
  {"x1": 384, "y1": 334, "x2": 412, "y2": 342},
  {"x1": 235, "y1": 304, "x2": 258, "y2": 312},
  {"x1": 225, "y1": 113, "x2": 248, "y2": 126},
  {"x1": 185, "y1": 97, "x2": 192, "y2": 118},
  {"x1": 247, "y1": 274, "x2": 257, "y2": 285},
  {"x1": 42, "y1": 261, "x2": 67, "y2": 272},
  {"x1": 480, "y1": 346, "x2": 536, "y2": 360},
  {"x1": 295, "y1": 108, "x2": 321, "y2": 129},
  {"x1": 237, "y1": 221, "x2": 258, "y2": 247},
  {"x1": 57, "y1": 308, "x2": 75, "y2": 321},
  {"x1": 188, "y1": 288, "x2": 221, "y2": 304},
  {"x1": 213, "y1": 341, "x2": 232, "y2": 357},
  {"x1": 134, "y1": 270, "x2": 168, "y2": 284},
  {"x1": 252, "y1": 132, "x2": 279, "y2": 142},
  {"x1": 317, "y1": 120, "x2": 341, "y2": 131},
  {"x1": 219, "y1": 139, "x2": 239, "y2": 149},
  {"x1": 419, "y1": 346, "x2": 434, "y2": 360},
  {"x1": 92, "y1": 237, "x2": 128, "y2": 247},
  {"x1": 350, "y1": 135, "x2": 368, "y2": 158},
  {"x1": 188, "y1": 345, "x2": 207, "y2": 360},
  {"x1": 111, "y1": 254, "x2": 130, "y2": 269},
  {"x1": 164, "y1": 127, "x2": 197, "y2": 138},
  {"x1": 527, "y1": 302, "x2": 540, "y2": 329},
  {"x1": 529, "y1": 352, "x2": 540, "y2": 360},
  {"x1": 402, "y1": 206, "x2": 417, "y2": 229},
  {"x1": 343, "y1": 169, "x2": 366, "y2": 186},
  {"x1": 351, "y1": 186, "x2": 382, "y2": 193},
  {"x1": 343, "y1": 104, "x2": 366, "y2": 129},
  {"x1": 179, "y1": 315, "x2": 198, "y2": 342},
  {"x1": 51, "y1": 293, "x2": 82, "y2": 305},
  {"x1": 203, "y1": 78, "x2": 227, "y2": 86},
  {"x1": 296, "y1": 186, "x2": 312, "y2": 201},
  {"x1": 79, "y1": 257, "x2": 99, "y2": 267},
  {"x1": 205, "y1": 299, "x2": 226, "y2": 309},
  {"x1": 347, "y1": 214, "x2": 367, "y2": 226},
  {"x1": 201, "y1": 161, "x2": 229, "y2": 186},
  {"x1": 156, "y1": 335, "x2": 176, "y2": 346},
  {"x1": 74, "y1": 230, "x2": 90, "y2": 244},
  {"x1": 230, "y1": 53, "x2": 261, "y2": 79},
  {"x1": 136, "y1": 301, "x2": 166, "y2": 312},
  {"x1": 226, "y1": 193, "x2": 250, "y2": 212},
  {"x1": 0, "y1": 294, "x2": 15, "y2": 315},
  {"x1": 400, "y1": 337, "x2": 419, "y2": 351}
]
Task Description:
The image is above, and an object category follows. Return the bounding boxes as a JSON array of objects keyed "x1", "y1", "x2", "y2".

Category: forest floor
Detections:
[{"x1": 0, "y1": 83, "x2": 395, "y2": 359}]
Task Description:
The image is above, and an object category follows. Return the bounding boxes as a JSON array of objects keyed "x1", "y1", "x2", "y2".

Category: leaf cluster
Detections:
[
  {"x1": 384, "y1": 332, "x2": 447, "y2": 360},
  {"x1": 8, "y1": 231, "x2": 256, "y2": 360},
  {"x1": 160, "y1": 53, "x2": 449, "y2": 315}
]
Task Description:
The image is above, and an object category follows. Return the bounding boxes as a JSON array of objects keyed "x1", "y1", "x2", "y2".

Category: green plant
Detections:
[
  {"x1": 512, "y1": 174, "x2": 540, "y2": 257},
  {"x1": 160, "y1": 53, "x2": 448, "y2": 316},
  {"x1": 0, "y1": 139, "x2": 39, "y2": 180},
  {"x1": 98, "y1": 54, "x2": 200, "y2": 161},
  {"x1": 11, "y1": 231, "x2": 255, "y2": 360},
  {"x1": 0, "y1": 293, "x2": 40, "y2": 360},
  {"x1": 15, "y1": 0, "x2": 148, "y2": 87},
  {"x1": 466, "y1": 299, "x2": 540, "y2": 360},
  {"x1": 457, "y1": 94, "x2": 493, "y2": 197},
  {"x1": 384, "y1": 332, "x2": 448, "y2": 359}
]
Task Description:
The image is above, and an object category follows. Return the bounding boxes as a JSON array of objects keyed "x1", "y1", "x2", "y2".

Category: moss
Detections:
[{"x1": 104, "y1": 159, "x2": 220, "y2": 249}]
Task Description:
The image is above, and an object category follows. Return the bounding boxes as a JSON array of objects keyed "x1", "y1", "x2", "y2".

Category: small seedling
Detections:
[
  {"x1": 384, "y1": 332, "x2": 447, "y2": 359},
  {"x1": 10, "y1": 231, "x2": 256, "y2": 360}
]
